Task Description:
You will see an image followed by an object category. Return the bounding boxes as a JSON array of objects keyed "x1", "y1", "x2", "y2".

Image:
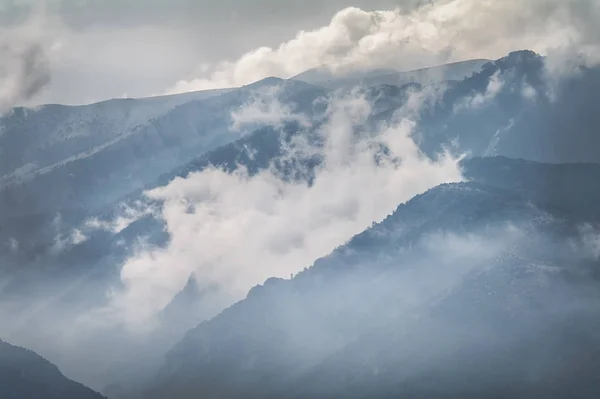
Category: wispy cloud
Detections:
[
  {"x1": 454, "y1": 70, "x2": 505, "y2": 112},
  {"x1": 230, "y1": 85, "x2": 311, "y2": 132},
  {"x1": 100, "y1": 86, "x2": 461, "y2": 331}
]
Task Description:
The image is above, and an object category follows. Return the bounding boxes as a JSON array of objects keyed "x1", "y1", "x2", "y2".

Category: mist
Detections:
[
  {"x1": 146, "y1": 208, "x2": 600, "y2": 398},
  {"x1": 0, "y1": 78, "x2": 459, "y2": 390},
  {"x1": 1, "y1": 1, "x2": 599, "y2": 398},
  {"x1": 3, "y1": 46, "x2": 599, "y2": 393}
]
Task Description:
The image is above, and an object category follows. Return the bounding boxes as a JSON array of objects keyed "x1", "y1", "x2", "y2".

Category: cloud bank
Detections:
[
  {"x1": 103, "y1": 87, "x2": 462, "y2": 330},
  {"x1": 169, "y1": 0, "x2": 600, "y2": 93}
]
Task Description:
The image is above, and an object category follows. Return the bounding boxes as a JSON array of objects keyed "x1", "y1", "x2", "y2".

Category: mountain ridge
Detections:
[
  {"x1": 2, "y1": 49, "x2": 600, "y2": 396},
  {"x1": 292, "y1": 58, "x2": 491, "y2": 88},
  {"x1": 139, "y1": 156, "x2": 600, "y2": 398},
  {"x1": 0, "y1": 339, "x2": 106, "y2": 399}
]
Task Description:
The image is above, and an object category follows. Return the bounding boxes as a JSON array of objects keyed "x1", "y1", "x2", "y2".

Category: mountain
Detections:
[
  {"x1": 0, "y1": 78, "x2": 328, "y2": 392},
  {"x1": 0, "y1": 77, "x2": 325, "y2": 271},
  {"x1": 291, "y1": 67, "x2": 399, "y2": 86},
  {"x1": 4, "y1": 50, "x2": 596, "y2": 298},
  {"x1": 140, "y1": 157, "x2": 600, "y2": 399},
  {"x1": 160, "y1": 275, "x2": 221, "y2": 331},
  {"x1": 2, "y1": 50, "x2": 600, "y2": 395},
  {"x1": 0, "y1": 88, "x2": 228, "y2": 188},
  {"x1": 0, "y1": 79, "x2": 416, "y2": 309},
  {"x1": 0, "y1": 339, "x2": 106, "y2": 399},
  {"x1": 292, "y1": 59, "x2": 490, "y2": 89},
  {"x1": 416, "y1": 50, "x2": 600, "y2": 165},
  {"x1": 5, "y1": 47, "x2": 596, "y2": 353},
  {"x1": 293, "y1": 50, "x2": 600, "y2": 166}
]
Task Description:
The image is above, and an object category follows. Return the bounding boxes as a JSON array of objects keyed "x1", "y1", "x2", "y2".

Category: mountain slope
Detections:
[
  {"x1": 2, "y1": 78, "x2": 417, "y2": 309},
  {"x1": 3, "y1": 50, "x2": 600, "y2": 395},
  {"x1": 0, "y1": 88, "x2": 228, "y2": 186},
  {"x1": 0, "y1": 79, "x2": 328, "y2": 392},
  {"x1": 416, "y1": 50, "x2": 600, "y2": 165},
  {"x1": 2, "y1": 50, "x2": 595, "y2": 295},
  {"x1": 0, "y1": 78, "x2": 325, "y2": 268},
  {"x1": 141, "y1": 157, "x2": 600, "y2": 399},
  {"x1": 0, "y1": 339, "x2": 106, "y2": 399},
  {"x1": 10, "y1": 47, "x2": 598, "y2": 337},
  {"x1": 292, "y1": 59, "x2": 490, "y2": 88}
]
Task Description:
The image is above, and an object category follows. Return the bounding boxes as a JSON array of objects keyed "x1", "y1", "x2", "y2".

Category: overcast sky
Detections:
[
  {"x1": 0, "y1": 0, "x2": 415, "y2": 105},
  {"x1": 1, "y1": 0, "x2": 599, "y2": 106}
]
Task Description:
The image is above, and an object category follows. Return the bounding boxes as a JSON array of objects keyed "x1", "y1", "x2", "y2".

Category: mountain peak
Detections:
[
  {"x1": 482, "y1": 49, "x2": 543, "y2": 72},
  {"x1": 242, "y1": 76, "x2": 286, "y2": 89}
]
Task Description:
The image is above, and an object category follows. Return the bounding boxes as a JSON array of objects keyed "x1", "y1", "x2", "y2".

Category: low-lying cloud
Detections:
[
  {"x1": 104, "y1": 86, "x2": 462, "y2": 330},
  {"x1": 230, "y1": 85, "x2": 311, "y2": 132}
]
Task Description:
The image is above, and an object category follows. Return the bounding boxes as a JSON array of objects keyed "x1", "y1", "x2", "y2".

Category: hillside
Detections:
[
  {"x1": 292, "y1": 59, "x2": 491, "y2": 88},
  {"x1": 140, "y1": 157, "x2": 600, "y2": 398},
  {"x1": 2, "y1": 50, "x2": 600, "y2": 395},
  {"x1": 0, "y1": 339, "x2": 106, "y2": 399},
  {"x1": 0, "y1": 77, "x2": 325, "y2": 269}
]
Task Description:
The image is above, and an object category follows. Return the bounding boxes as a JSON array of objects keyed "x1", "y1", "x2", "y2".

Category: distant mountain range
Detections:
[
  {"x1": 291, "y1": 59, "x2": 491, "y2": 88},
  {"x1": 2, "y1": 52, "x2": 578, "y2": 272},
  {"x1": 2, "y1": 50, "x2": 600, "y2": 398},
  {"x1": 0, "y1": 340, "x2": 105, "y2": 399},
  {"x1": 141, "y1": 156, "x2": 600, "y2": 399},
  {"x1": 0, "y1": 78, "x2": 325, "y2": 272}
]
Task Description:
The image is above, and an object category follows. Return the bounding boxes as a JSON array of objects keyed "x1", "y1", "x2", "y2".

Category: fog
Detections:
[
  {"x1": 3, "y1": 48, "x2": 600, "y2": 394},
  {"x1": 1, "y1": 1, "x2": 599, "y2": 397},
  {"x1": 0, "y1": 79, "x2": 453, "y2": 388},
  {"x1": 147, "y1": 213, "x2": 600, "y2": 397}
]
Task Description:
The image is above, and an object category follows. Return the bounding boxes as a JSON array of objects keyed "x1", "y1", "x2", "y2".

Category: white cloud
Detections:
[
  {"x1": 168, "y1": 0, "x2": 600, "y2": 94},
  {"x1": 49, "y1": 213, "x2": 90, "y2": 254},
  {"x1": 521, "y1": 83, "x2": 538, "y2": 101},
  {"x1": 230, "y1": 85, "x2": 311, "y2": 132},
  {"x1": 454, "y1": 70, "x2": 505, "y2": 112},
  {"x1": 51, "y1": 228, "x2": 89, "y2": 254},
  {"x1": 574, "y1": 224, "x2": 600, "y2": 260},
  {"x1": 102, "y1": 87, "x2": 462, "y2": 331},
  {"x1": 85, "y1": 203, "x2": 152, "y2": 234},
  {"x1": 472, "y1": 71, "x2": 504, "y2": 107}
]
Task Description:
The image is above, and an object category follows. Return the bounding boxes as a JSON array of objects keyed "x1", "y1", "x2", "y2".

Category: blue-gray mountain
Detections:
[
  {"x1": 0, "y1": 340, "x2": 105, "y2": 399},
  {"x1": 3, "y1": 50, "x2": 597, "y2": 290},
  {"x1": 140, "y1": 156, "x2": 600, "y2": 399},
  {"x1": 291, "y1": 59, "x2": 491, "y2": 89},
  {"x1": 2, "y1": 50, "x2": 600, "y2": 397},
  {"x1": 0, "y1": 78, "x2": 325, "y2": 266}
]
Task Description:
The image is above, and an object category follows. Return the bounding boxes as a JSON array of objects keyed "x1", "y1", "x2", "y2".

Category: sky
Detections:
[
  {"x1": 0, "y1": 0, "x2": 417, "y2": 105},
  {"x1": 1, "y1": 0, "x2": 599, "y2": 106}
]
